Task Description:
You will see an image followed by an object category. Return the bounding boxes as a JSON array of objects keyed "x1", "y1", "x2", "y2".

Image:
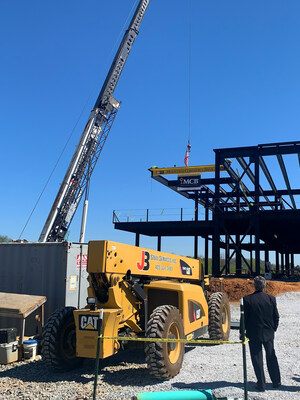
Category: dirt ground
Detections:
[{"x1": 210, "y1": 277, "x2": 300, "y2": 301}]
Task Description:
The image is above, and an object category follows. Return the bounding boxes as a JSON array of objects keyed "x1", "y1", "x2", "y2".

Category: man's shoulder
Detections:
[
  {"x1": 244, "y1": 291, "x2": 275, "y2": 302},
  {"x1": 261, "y1": 291, "x2": 276, "y2": 301},
  {"x1": 251, "y1": 292, "x2": 277, "y2": 306},
  {"x1": 243, "y1": 292, "x2": 255, "y2": 303},
  {"x1": 244, "y1": 290, "x2": 260, "y2": 299}
]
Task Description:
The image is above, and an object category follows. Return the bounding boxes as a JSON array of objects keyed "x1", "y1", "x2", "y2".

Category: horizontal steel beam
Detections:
[
  {"x1": 215, "y1": 141, "x2": 300, "y2": 159},
  {"x1": 167, "y1": 177, "x2": 235, "y2": 186},
  {"x1": 194, "y1": 189, "x2": 300, "y2": 199}
]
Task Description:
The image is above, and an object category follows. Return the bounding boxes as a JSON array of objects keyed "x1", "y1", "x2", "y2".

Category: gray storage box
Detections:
[
  {"x1": 0, "y1": 242, "x2": 89, "y2": 335},
  {"x1": 0, "y1": 340, "x2": 18, "y2": 364}
]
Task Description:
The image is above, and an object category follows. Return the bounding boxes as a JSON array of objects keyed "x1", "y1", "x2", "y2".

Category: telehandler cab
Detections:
[{"x1": 42, "y1": 241, "x2": 231, "y2": 379}]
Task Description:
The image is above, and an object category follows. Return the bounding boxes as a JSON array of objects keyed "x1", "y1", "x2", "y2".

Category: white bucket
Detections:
[{"x1": 23, "y1": 339, "x2": 37, "y2": 361}]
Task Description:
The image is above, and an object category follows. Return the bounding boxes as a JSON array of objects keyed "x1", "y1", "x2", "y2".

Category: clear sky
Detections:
[{"x1": 1, "y1": 1, "x2": 300, "y2": 260}]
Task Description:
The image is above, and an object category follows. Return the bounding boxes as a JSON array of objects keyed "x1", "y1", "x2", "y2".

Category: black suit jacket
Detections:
[{"x1": 243, "y1": 290, "x2": 279, "y2": 342}]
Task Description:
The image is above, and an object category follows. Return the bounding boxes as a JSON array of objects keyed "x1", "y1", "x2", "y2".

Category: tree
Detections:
[{"x1": 0, "y1": 235, "x2": 12, "y2": 242}]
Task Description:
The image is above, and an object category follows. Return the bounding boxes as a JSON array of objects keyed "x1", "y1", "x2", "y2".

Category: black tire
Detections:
[
  {"x1": 41, "y1": 306, "x2": 83, "y2": 372},
  {"x1": 208, "y1": 292, "x2": 231, "y2": 341},
  {"x1": 145, "y1": 305, "x2": 184, "y2": 380}
]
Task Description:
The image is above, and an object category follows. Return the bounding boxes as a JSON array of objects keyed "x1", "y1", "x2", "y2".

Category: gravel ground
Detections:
[{"x1": 0, "y1": 291, "x2": 299, "y2": 400}]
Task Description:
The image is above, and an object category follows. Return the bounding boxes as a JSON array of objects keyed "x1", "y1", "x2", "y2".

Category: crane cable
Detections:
[
  {"x1": 184, "y1": 0, "x2": 192, "y2": 167},
  {"x1": 18, "y1": 1, "x2": 139, "y2": 240},
  {"x1": 188, "y1": 0, "x2": 192, "y2": 145}
]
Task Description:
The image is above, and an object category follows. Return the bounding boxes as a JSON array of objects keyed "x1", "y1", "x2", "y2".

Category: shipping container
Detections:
[{"x1": 0, "y1": 242, "x2": 89, "y2": 335}]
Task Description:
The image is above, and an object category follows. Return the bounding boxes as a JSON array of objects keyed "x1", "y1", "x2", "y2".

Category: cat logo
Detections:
[{"x1": 79, "y1": 315, "x2": 98, "y2": 331}]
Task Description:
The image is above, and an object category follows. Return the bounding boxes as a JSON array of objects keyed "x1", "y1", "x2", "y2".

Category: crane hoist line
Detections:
[{"x1": 39, "y1": 0, "x2": 150, "y2": 243}]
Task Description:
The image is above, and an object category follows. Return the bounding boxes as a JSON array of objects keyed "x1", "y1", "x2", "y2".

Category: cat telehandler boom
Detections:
[{"x1": 42, "y1": 240, "x2": 231, "y2": 379}]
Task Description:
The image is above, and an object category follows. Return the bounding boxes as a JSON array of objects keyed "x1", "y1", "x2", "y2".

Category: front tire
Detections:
[
  {"x1": 145, "y1": 305, "x2": 184, "y2": 380},
  {"x1": 41, "y1": 306, "x2": 83, "y2": 371},
  {"x1": 208, "y1": 292, "x2": 231, "y2": 341}
]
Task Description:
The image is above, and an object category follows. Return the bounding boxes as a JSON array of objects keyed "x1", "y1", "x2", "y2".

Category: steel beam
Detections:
[
  {"x1": 157, "y1": 236, "x2": 161, "y2": 251},
  {"x1": 223, "y1": 160, "x2": 255, "y2": 206},
  {"x1": 259, "y1": 156, "x2": 277, "y2": 193},
  {"x1": 196, "y1": 188, "x2": 300, "y2": 199},
  {"x1": 237, "y1": 156, "x2": 273, "y2": 210},
  {"x1": 276, "y1": 154, "x2": 296, "y2": 209},
  {"x1": 215, "y1": 141, "x2": 300, "y2": 158},
  {"x1": 258, "y1": 141, "x2": 300, "y2": 156},
  {"x1": 275, "y1": 251, "x2": 279, "y2": 274},
  {"x1": 212, "y1": 151, "x2": 221, "y2": 276},
  {"x1": 135, "y1": 233, "x2": 140, "y2": 247},
  {"x1": 236, "y1": 235, "x2": 241, "y2": 276}
]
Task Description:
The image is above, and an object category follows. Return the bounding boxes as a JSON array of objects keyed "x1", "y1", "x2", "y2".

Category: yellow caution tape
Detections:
[{"x1": 99, "y1": 335, "x2": 249, "y2": 345}]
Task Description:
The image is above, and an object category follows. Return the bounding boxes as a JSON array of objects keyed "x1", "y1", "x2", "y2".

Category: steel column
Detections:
[
  {"x1": 254, "y1": 152, "x2": 260, "y2": 275},
  {"x1": 135, "y1": 234, "x2": 140, "y2": 247},
  {"x1": 275, "y1": 251, "x2": 279, "y2": 274},
  {"x1": 225, "y1": 235, "x2": 230, "y2": 274},
  {"x1": 157, "y1": 236, "x2": 161, "y2": 251},
  {"x1": 250, "y1": 235, "x2": 253, "y2": 274},
  {"x1": 205, "y1": 203, "x2": 209, "y2": 275},
  {"x1": 285, "y1": 253, "x2": 289, "y2": 276},
  {"x1": 212, "y1": 151, "x2": 221, "y2": 276},
  {"x1": 194, "y1": 236, "x2": 198, "y2": 259},
  {"x1": 265, "y1": 249, "x2": 269, "y2": 273},
  {"x1": 236, "y1": 235, "x2": 242, "y2": 276},
  {"x1": 194, "y1": 192, "x2": 199, "y2": 260}
]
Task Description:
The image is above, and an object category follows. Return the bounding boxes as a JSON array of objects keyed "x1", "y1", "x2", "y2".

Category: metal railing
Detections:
[{"x1": 112, "y1": 208, "x2": 206, "y2": 223}]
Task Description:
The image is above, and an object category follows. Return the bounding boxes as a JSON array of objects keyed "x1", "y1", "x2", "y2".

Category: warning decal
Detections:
[
  {"x1": 77, "y1": 254, "x2": 87, "y2": 269},
  {"x1": 180, "y1": 260, "x2": 192, "y2": 276}
]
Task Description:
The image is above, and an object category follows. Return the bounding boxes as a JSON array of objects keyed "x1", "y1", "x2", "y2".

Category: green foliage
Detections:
[
  {"x1": 0, "y1": 235, "x2": 12, "y2": 243},
  {"x1": 199, "y1": 255, "x2": 267, "y2": 275}
]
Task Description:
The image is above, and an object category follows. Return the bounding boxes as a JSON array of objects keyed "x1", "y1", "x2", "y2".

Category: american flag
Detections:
[
  {"x1": 184, "y1": 142, "x2": 191, "y2": 166},
  {"x1": 184, "y1": 150, "x2": 190, "y2": 167}
]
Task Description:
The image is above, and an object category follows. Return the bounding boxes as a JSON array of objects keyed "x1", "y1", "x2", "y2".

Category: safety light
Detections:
[{"x1": 87, "y1": 297, "x2": 97, "y2": 311}]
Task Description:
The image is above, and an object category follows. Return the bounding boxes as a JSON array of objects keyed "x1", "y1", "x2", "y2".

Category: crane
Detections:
[{"x1": 39, "y1": 0, "x2": 150, "y2": 242}]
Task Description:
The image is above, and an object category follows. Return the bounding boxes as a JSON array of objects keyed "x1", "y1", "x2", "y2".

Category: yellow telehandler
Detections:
[{"x1": 42, "y1": 241, "x2": 230, "y2": 379}]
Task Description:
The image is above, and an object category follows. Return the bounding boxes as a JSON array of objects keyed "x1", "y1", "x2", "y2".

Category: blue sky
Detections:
[{"x1": 1, "y1": 1, "x2": 300, "y2": 260}]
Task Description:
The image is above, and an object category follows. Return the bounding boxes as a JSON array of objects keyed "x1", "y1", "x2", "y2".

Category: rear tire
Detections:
[
  {"x1": 208, "y1": 292, "x2": 231, "y2": 341},
  {"x1": 145, "y1": 305, "x2": 184, "y2": 380},
  {"x1": 41, "y1": 306, "x2": 83, "y2": 371}
]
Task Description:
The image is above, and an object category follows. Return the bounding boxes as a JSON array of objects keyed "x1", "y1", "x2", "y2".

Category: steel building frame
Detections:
[{"x1": 114, "y1": 141, "x2": 300, "y2": 277}]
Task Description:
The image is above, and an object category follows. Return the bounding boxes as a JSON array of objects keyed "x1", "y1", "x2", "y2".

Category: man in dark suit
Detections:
[{"x1": 243, "y1": 276, "x2": 281, "y2": 392}]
